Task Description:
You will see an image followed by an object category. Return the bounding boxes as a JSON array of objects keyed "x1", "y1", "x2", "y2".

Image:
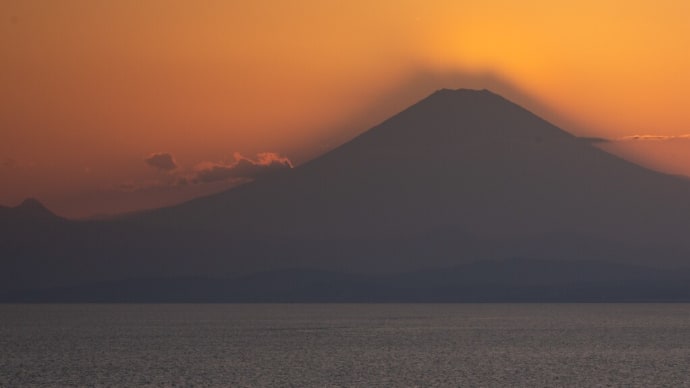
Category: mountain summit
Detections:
[{"x1": 3, "y1": 89, "x2": 690, "y2": 297}]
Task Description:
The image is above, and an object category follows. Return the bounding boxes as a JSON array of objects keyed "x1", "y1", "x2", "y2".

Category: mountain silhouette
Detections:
[
  {"x1": 0, "y1": 198, "x2": 63, "y2": 230},
  {"x1": 3, "y1": 88, "x2": 690, "y2": 300},
  {"x1": 0, "y1": 198, "x2": 59, "y2": 220}
]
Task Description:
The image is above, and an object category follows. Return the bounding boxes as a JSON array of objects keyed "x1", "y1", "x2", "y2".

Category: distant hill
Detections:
[
  {"x1": 5, "y1": 259, "x2": 690, "y2": 302},
  {"x1": 0, "y1": 198, "x2": 61, "y2": 223},
  {"x1": 3, "y1": 89, "x2": 690, "y2": 301}
]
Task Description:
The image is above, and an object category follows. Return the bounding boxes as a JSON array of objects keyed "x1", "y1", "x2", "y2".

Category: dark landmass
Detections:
[
  {"x1": 4, "y1": 259, "x2": 690, "y2": 302},
  {"x1": 3, "y1": 89, "x2": 690, "y2": 301}
]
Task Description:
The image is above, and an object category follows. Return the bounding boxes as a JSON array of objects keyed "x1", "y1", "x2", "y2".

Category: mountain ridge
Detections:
[{"x1": 6, "y1": 258, "x2": 690, "y2": 302}]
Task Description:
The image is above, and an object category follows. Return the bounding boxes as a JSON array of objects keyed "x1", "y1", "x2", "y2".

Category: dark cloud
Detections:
[
  {"x1": 193, "y1": 152, "x2": 292, "y2": 184},
  {"x1": 145, "y1": 152, "x2": 177, "y2": 171}
]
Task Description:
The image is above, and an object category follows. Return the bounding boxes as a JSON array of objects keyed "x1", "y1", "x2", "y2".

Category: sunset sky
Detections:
[{"x1": 2, "y1": 0, "x2": 690, "y2": 217}]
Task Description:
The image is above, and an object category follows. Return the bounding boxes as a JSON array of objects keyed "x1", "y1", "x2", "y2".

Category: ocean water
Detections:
[{"x1": 1, "y1": 304, "x2": 690, "y2": 387}]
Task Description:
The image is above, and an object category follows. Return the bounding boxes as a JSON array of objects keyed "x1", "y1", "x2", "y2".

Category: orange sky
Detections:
[{"x1": 2, "y1": 0, "x2": 690, "y2": 217}]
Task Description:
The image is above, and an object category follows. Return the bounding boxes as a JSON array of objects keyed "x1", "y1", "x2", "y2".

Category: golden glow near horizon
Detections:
[{"x1": 2, "y1": 0, "x2": 690, "y2": 217}]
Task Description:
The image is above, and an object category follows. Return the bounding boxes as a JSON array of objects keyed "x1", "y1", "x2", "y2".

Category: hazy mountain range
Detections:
[{"x1": 3, "y1": 89, "x2": 690, "y2": 301}]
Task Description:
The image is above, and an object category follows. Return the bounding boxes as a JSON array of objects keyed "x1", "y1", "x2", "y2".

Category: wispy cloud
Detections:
[
  {"x1": 127, "y1": 151, "x2": 293, "y2": 192},
  {"x1": 617, "y1": 134, "x2": 690, "y2": 141},
  {"x1": 192, "y1": 152, "x2": 293, "y2": 183}
]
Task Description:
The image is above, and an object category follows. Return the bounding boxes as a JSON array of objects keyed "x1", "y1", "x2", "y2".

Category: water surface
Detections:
[{"x1": 2, "y1": 304, "x2": 690, "y2": 386}]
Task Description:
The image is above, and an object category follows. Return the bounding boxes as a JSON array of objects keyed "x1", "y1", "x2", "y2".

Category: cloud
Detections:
[
  {"x1": 193, "y1": 152, "x2": 293, "y2": 183},
  {"x1": 129, "y1": 151, "x2": 292, "y2": 192},
  {"x1": 145, "y1": 152, "x2": 177, "y2": 171},
  {"x1": 618, "y1": 134, "x2": 690, "y2": 141}
]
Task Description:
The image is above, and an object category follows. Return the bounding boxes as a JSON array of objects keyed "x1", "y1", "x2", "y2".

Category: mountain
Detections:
[
  {"x1": 3, "y1": 88, "x2": 690, "y2": 300},
  {"x1": 0, "y1": 198, "x2": 61, "y2": 223},
  {"x1": 136, "y1": 88, "x2": 690, "y2": 268}
]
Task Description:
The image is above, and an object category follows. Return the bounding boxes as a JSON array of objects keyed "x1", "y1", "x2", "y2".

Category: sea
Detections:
[{"x1": 1, "y1": 303, "x2": 690, "y2": 387}]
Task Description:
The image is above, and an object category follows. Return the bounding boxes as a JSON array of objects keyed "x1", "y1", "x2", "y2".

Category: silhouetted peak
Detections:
[
  {"x1": 15, "y1": 198, "x2": 57, "y2": 218},
  {"x1": 18, "y1": 197, "x2": 44, "y2": 209},
  {"x1": 404, "y1": 88, "x2": 524, "y2": 119},
  {"x1": 367, "y1": 87, "x2": 572, "y2": 145}
]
